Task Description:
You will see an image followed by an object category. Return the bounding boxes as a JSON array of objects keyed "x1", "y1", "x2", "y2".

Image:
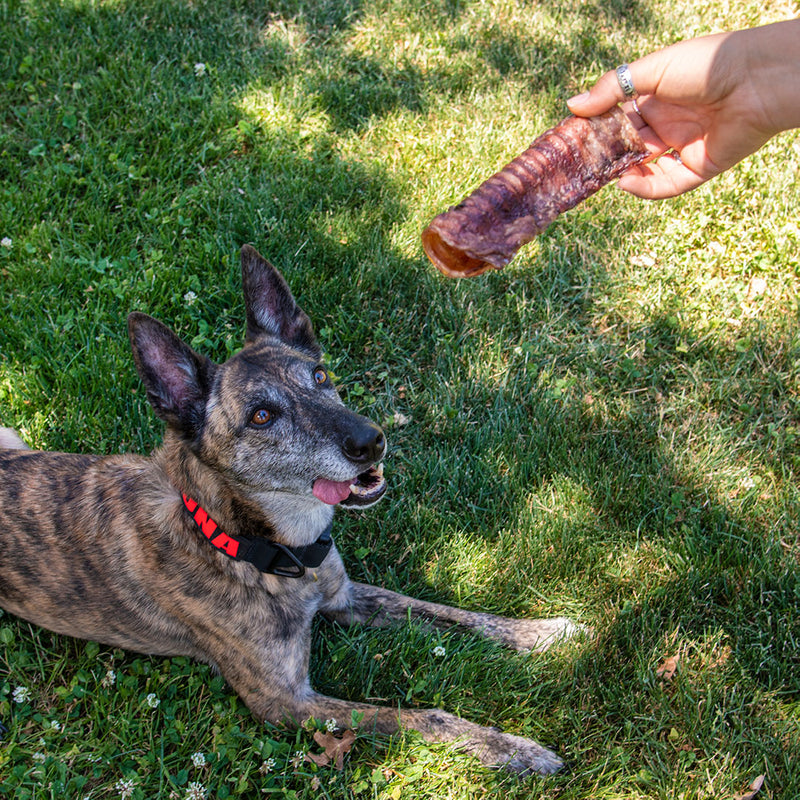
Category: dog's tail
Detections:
[{"x1": 0, "y1": 427, "x2": 30, "y2": 450}]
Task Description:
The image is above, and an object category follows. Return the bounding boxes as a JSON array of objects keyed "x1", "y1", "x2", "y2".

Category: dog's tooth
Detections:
[{"x1": 375, "y1": 463, "x2": 384, "y2": 477}]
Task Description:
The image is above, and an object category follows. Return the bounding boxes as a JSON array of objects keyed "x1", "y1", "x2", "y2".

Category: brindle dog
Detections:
[{"x1": 0, "y1": 246, "x2": 577, "y2": 774}]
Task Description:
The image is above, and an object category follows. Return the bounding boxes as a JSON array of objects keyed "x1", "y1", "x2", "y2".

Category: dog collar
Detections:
[{"x1": 181, "y1": 494, "x2": 333, "y2": 578}]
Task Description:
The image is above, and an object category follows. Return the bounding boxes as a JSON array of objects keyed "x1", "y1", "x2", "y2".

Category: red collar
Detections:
[{"x1": 182, "y1": 493, "x2": 333, "y2": 578}]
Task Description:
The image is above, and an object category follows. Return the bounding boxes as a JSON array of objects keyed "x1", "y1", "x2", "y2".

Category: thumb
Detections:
[{"x1": 567, "y1": 67, "x2": 634, "y2": 117}]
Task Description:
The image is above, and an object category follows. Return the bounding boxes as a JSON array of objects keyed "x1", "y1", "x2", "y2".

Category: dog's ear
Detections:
[
  {"x1": 128, "y1": 312, "x2": 216, "y2": 437},
  {"x1": 240, "y1": 244, "x2": 321, "y2": 358}
]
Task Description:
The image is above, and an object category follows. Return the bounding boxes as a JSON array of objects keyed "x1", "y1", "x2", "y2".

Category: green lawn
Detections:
[{"x1": 1, "y1": 0, "x2": 799, "y2": 797}]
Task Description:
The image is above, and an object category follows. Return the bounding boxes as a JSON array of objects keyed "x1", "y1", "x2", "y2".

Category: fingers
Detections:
[
  {"x1": 567, "y1": 68, "x2": 629, "y2": 117},
  {"x1": 568, "y1": 52, "x2": 667, "y2": 118},
  {"x1": 616, "y1": 155, "x2": 708, "y2": 199}
]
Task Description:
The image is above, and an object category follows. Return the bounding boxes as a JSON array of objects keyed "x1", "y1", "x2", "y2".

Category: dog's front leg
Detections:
[
  {"x1": 210, "y1": 641, "x2": 563, "y2": 775},
  {"x1": 206, "y1": 613, "x2": 564, "y2": 775},
  {"x1": 312, "y1": 582, "x2": 570, "y2": 773},
  {"x1": 275, "y1": 691, "x2": 564, "y2": 776},
  {"x1": 322, "y1": 581, "x2": 578, "y2": 652}
]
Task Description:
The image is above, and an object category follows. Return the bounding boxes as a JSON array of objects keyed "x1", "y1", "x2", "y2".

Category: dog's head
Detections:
[{"x1": 128, "y1": 245, "x2": 387, "y2": 512}]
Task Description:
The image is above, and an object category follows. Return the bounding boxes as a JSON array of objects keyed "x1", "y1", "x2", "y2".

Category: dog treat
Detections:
[{"x1": 421, "y1": 107, "x2": 649, "y2": 277}]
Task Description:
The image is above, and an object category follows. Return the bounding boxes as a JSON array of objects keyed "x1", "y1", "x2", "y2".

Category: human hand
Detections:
[{"x1": 567, "y1": 21, "x2": 800, "y2": 199}]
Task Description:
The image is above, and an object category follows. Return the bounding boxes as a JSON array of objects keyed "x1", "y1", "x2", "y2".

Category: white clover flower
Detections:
[
  {"x1": 185, "y1": 781, "x2": 207, "y2": 800},
  {"x1": 193, "y1": 62, "x2": 206, "y2": 77},
  {"x1": 115, "y1": 777, "x2": 136, "y2": 799},
  {"x1": 1, "y1": 237, "x2": 12, "y2": 249},
  {"x1": 102, "y1": 669, "x2": 117, "y2": 688},
  {"x1": 190, "y1": 751, "x2": 206, "y2": 768},
  {"x1": 145, "y1": 693, "x2": 160, "y2": 708},
  {"x1": 325, "y1": 718, "x2": 337, "y2": 732},
  {"x1": 49, "y1": 720, "x2": 62, "y2": 731},
  {"x1": 33, "y1": 751, "x2": 46, "y2": 763},
  {"x1": 183, "y1": 290, "x2": 198, "y2": 305},
  {"x1": 432, "y1": 645, "x2": 446, "y2": 658},
  {"x1": 12, "y1": 685, "x2": 31, "y2": 703},
  {"x1": 259, "y1": 757, "x2": 276, "y2": 774}
]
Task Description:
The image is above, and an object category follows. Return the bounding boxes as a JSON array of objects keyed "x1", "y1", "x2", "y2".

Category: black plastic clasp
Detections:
[{"x1": 269, "y1": 542, "x2": 306, "y2": 578}]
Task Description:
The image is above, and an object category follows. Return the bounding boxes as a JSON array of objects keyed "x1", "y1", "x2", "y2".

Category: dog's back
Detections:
[{"x1": 0, "y1": 446, "x2": 195, "y2": 654}]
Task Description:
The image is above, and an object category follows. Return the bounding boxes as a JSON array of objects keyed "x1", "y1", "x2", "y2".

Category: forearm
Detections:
[{"x1": 733, "y1": 19, "x2": 800, "y2": 136}]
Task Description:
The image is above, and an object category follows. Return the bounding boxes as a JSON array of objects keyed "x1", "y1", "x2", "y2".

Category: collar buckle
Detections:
[{"x1": 267, "y1": 543, "x2": 306, "y2": 578}]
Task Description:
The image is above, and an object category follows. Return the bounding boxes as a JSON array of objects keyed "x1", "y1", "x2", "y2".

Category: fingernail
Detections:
[{"x1": 567, "y1": 92, "x2": 590, "y2": 107}]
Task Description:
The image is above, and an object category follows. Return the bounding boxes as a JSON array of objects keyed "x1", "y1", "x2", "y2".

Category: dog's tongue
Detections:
[{"x1": 312, "y1": 478, "x2": 352, "y2": 505}]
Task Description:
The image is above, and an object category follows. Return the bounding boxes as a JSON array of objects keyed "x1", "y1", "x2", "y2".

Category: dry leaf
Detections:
[
  {"x1": 305, "y1": 729, "x2": 357, "y2": 770},
  {"x1": 656, "y1": 655, "x2": 679, "y2": 681},
  {"x1": 305, "y1": 750, "x2": 331, "y2": 768},
  {"x1": 733, "y1": 774, "x2": 765, "y2": 800}
]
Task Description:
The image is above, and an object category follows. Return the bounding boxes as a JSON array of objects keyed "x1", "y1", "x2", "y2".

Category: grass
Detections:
[{"x1": 1, "y1": 0, "x2": 799, "y2": 797}]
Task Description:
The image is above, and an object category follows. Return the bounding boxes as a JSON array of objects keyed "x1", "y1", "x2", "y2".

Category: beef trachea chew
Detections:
[{"x1": 421, "y1": 107, "x2": 649, "y2": 278}]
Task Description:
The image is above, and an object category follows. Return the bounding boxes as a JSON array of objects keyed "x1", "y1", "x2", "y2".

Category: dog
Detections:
[{"x1": 0, "y1": 245, "x2": 578, "y2": 775}]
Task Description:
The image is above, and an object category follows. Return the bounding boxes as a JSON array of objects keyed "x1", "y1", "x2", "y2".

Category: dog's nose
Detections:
[{"x1": 343, "y1": 422, "x2": 385, "y2": 464}]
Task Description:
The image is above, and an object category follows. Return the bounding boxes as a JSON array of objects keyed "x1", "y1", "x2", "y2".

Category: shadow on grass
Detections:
[{"x1": 399, "y1": 240, "x2": 800, "y2": 691}]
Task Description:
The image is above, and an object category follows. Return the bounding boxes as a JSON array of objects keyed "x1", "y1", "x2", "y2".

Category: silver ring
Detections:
[{"x1": 616, "y1": 63, "x2": 638, "y2": 98}]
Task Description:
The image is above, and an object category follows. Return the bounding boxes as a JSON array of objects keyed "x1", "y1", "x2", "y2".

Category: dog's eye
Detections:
[
  {"x1": 313, "y1": 368, "x2": 328, "y2": 385},
  {"x1": 250, "y1": 408, "x2": 272, "y2": 427}
]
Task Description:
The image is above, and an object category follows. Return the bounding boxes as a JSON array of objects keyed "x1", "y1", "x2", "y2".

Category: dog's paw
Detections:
[
  {"x1": 0, "y1": 427, "x2": 29, "y2": 450},
  {"x1": 403, "y1": 707, "x2": 564, "y2": 777},
  {"x1": 471, "y1": 728, "x2": 564, "y2": 776},
  {"x1": 487, "y1": 616, "x2": 584, "y2": 653}
]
